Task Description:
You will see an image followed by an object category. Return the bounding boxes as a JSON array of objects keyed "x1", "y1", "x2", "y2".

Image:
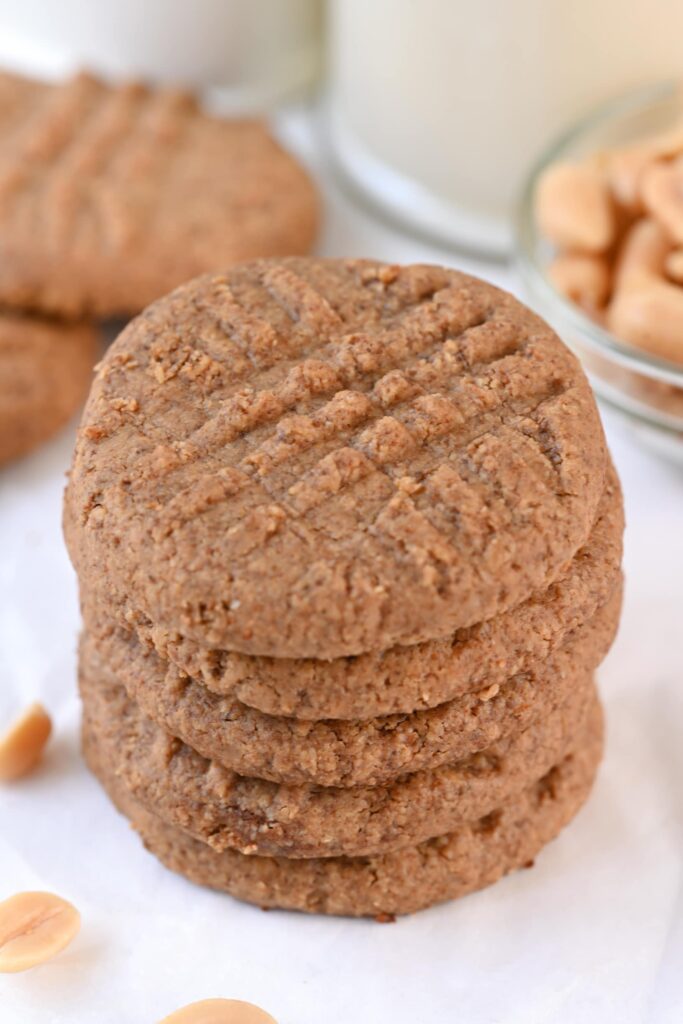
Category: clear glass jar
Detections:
[{"x1": 326, "y1": 0, "x2": 683, "y2": 256}]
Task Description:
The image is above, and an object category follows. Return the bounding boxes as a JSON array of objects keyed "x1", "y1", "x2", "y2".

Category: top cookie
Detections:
[
  {"x1": 0, "y1": 71, "x2": 318, "y2": 317},
  {"x1": 65, "y1": 258, "x2": 607, "y2": 659}
]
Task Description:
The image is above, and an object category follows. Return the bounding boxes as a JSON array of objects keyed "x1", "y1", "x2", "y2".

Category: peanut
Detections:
[
  {"x1": 612, "y1": 218, "x2": 671, "y2": 291},
  {"x1": 159, "y1": 1000, "x2": 277, "y2": 1024},
  {"x1": 607, "y1": 280, "x2": 683, "y2": 365},
  {"x1": 535, "y1": 162, "x2": 614, "y2": 252},
  {"x1": 641, "y1": 159, "x2": 683, "y2": 244},
  {"x1": 547, "y1": 253, "x2": 611, "y2": 313},
  {"x1": 0, "y1": 702, "x2": 52, "y2": 782},
  {"x1": 665, "y1": 249, "x2": 683, "y2": 282},
  {"x1": 606, "y1": 125, "x2": 683, "y2": 210},
  {"x1": 536, "y1": 104, "x2": 683, "y2": 369},
  {"x1": 0, "y1": 891, "x2": 80, "y2": 973}
]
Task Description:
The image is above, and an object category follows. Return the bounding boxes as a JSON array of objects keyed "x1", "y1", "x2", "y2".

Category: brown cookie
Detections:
[
  {"x1": 0, "y1": 71, "x2": 318, "y2": 318},
  {"x1": 83, "y1": 698, "x2": 603, "y2": 917},
  {"x1": 0, "y1": 310, "x2": 98, "y2": 465},
  {"x1": 64, "y1": 259, "x2": 607, "y2": 659},
  {"x1": 80, "y1": 659, "x2": 596, "y2": 858},
  {"x1": 95, "y1": 461, "x2": 623, "y2": 719},
  {"x1": 80, "y1": 581, "x2": 620, "y2": 787}
]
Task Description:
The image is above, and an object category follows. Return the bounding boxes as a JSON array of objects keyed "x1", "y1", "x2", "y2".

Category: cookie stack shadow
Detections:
[{"x1": 65, "y1": 258, "x2": 624, "y2": 917}]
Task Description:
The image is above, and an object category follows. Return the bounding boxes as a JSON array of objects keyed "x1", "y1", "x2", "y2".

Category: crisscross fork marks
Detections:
[
  {"x1": 112, "y1": 274, "x2": 493, "y2": 487},
  {"x1": 143, "y1": 316, "x2": 559, "y2": 542},
  {"x1": 237, "y1": 328, "x2": 564, "y2": 504},
  {"x1": 67, "y1": 259, "x2": 609, "y2": 658},
  {"x1": 348, "y1": 393, "x2": 569, "y2": 595},
  {"x1": 366, "y1": 398, "x2": 575, "y2": 601},
  {"x1": 42, "y1": 82, "x2": 147, "y2": 245},
  {"x1": 90, "y1": 314, "x2": 558, "y2": 567},
  {"x1": 0, "y1": 72, "x2": 100, "y2": 210},
  {"x1": 93, "y1": 88, "x2": 196, "y2": 249},
  {"x1": 176, "y1": 366, "x2": 569, "y2": 576},
  {"x1": 261, "y1": 263, "x2": 343, "y2": 337},
  {"x1": 145, "y1": 312, "x2": 511, "y2": 535},
  {"x1": 0, "y1": 73, "x2": 194, "y2": 249}
]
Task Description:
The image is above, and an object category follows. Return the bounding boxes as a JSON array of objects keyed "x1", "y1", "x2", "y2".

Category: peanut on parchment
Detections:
[
  {"x1": 0, "y1": 891, "x2": 80, "y2": 973},
  {"x1": 0, "y1": 702, "x2": 52, "y2": 782},
  {"x1": 159, "y1": 999, "x2": 277, "y2": 1024}
]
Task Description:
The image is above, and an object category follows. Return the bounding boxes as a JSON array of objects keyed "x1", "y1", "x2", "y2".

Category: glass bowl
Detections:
[{"x1": 515, "y1": 82, "x2": 683, "y2": 464}]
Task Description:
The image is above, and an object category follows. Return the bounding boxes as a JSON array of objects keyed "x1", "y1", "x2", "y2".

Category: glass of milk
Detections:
[
  {"x1": 326, "y1": 0, "x2": 683, "y2": 256},
  {"x1": 0, "y1": 0, "x2": 322, "y2": 111}
]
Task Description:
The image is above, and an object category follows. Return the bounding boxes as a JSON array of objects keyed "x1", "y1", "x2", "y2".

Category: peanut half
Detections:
[
  {"x1": 0, "y1": 703, "x2": 52, "y2": 782},
  {"x1": 535, "y1": 162, "x2": 615, "y2": 252},
  {"x1": 0, "y1": 891, "x2": 80, "y2": 973},
  {"x1": 159, "y1": 1000, "x2": 277, "y2": 1024}
]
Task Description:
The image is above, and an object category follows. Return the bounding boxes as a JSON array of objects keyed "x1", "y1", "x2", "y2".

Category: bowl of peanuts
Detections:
[{"x1": 516, "y1": 81, "x2": 683, "y2": 462}]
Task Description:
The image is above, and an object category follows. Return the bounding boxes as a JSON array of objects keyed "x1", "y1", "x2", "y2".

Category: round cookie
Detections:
[
  {"x1": 0, "y1": 71, "x2": 319, "y2": 317},
  {"x1": 0, "y1": 311, "x2": 98, "y2": 465},
  {"x1": 79, "y1": 659, "x2": 596, "y2": 858},
  {"x1": 80, "y1": 582, "x2": 621, "y2": 788},
  {"x1": 100, "y1": 462, "x2": 623, "y2": 719},
  {"x1": 65, "y1": 258, "x2": 608, "y2": 659},
  {"x1": 83, "y1": 700, "x2": 603, "y2": 917}
]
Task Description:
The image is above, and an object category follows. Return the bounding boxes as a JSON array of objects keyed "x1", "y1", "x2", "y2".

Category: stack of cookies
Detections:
[
  {"x1": 0, "y1": 68, "x2": 317, "y2": 464},
  {"x1": 64, "y1": 258, "x2": 624, "y2": 918}
]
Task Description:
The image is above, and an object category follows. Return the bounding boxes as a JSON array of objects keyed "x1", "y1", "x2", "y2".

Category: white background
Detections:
[{"x1": 1, "y1": 111, "x2": 683, "y2": 1024}]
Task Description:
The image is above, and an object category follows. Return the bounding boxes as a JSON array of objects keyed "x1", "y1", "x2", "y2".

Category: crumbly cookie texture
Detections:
[
  {"x1": 0, "y1": 71, "x2": 319, "y2": 318},
  {"x1": 65, "y1": 258, "x2": 607, "y2": 659},
  {"x1": 83, "y1": 699, "x2": 603, "y2": 918},
  {"x1": 80, "y1": 582, "x2": 620, "y2": 788},
  {"x1": 83, "y1": 461, "x2": 623, "y2": 719},
  {"x1": 0, "y1": 311, "x2": 97, "y2": 465},
  {"x1": 80, "y1": 661, "x2": 596, "y2": 859}
]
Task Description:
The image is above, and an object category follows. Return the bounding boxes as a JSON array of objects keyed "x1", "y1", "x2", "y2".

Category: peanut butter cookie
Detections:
[
  {"x1": 80, "y1": 583, "x2": 620, "y2": 787},
  {"x1": 83, "y1": 698, "x2": 603, "y2": 917},
  {"x1": 80, "y1": 664, "x2": 596, "y2": 858},
  {"x1": 85, "y1": 461, "x2": 623, "y2": 719},
  {"x1": 0, "y1": 71, "x2": 318, "y2": 317},
  {"x1": 65, "y1": 259, "x2": 607, "y2": 658}
]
